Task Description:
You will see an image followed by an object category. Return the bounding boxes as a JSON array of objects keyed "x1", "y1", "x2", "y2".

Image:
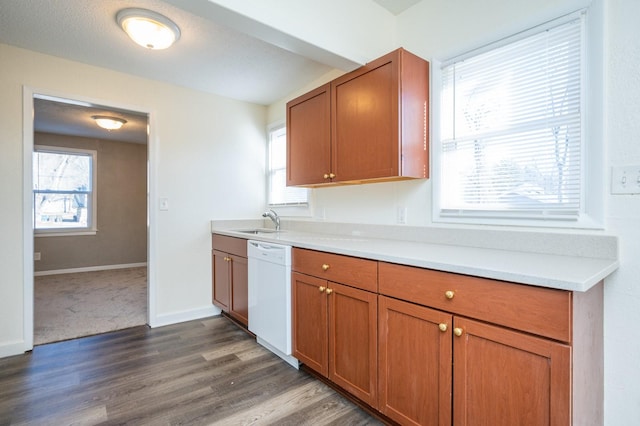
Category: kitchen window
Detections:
[
  {"x1": 433, "y1": 10, "x2": 602, "y2": 228},
  {"x1": 267, "y1": 124, "x2": 308, "y2": 207},
  {"x1": 33, "y1": 145, "x2": 97, "y2": 235}
]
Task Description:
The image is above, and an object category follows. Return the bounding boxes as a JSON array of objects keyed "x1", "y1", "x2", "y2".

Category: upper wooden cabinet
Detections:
[
  {"x1": 286, "y1": 84, "x2": 331, "y2": 186},
  {"x1": 286, "y1": 48, "x2": 429, "y2": 186}
]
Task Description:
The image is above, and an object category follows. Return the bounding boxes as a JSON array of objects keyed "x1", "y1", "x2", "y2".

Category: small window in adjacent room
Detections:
[
  {"x1": 33, "y1": 146, "x2": 97, "y2": 235},
  {"x1": 267, "y1": 125, "x2": 308, "y2": 207},
  {"x1": 434, "y1": 11, "x2": 600, "y2": 227}
]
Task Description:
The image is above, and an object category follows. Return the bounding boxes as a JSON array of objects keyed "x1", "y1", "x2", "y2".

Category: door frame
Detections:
[{"x1": 22, "y1": 86, "x2": 158, "y2": 350}]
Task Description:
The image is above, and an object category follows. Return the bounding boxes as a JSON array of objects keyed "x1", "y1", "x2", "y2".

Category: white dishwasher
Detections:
[{"x1": 247, "y1": 240, "x2": 298, "y2": 368}]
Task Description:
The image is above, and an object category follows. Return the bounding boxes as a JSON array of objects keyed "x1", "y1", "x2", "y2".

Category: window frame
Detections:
[
  {"x1": 432, "y1": 9, "x2": 604, "y2": 229},
  {"x1": 33, "y1": 145, "x2": 98, "y2": 237},
  {"x1": 266, "y1": 122, "x2": 311, "y2": 216}
]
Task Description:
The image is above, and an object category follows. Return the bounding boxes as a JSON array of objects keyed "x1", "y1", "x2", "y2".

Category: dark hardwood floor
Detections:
[{"x1": 0, "y1": 316, "x2": 382, "y2": 425}]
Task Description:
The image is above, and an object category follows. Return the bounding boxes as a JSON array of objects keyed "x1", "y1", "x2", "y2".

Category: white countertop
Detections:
[{"x1": 211, "y1": 220, "x2": 619, "y2": 292}]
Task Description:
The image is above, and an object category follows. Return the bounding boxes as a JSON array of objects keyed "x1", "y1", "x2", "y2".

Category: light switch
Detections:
[
  {"x1": 159, "y1": 197, "x2": 169, "y2": 211},
  {"x1": 611, "y1": 165, "x2": 640, "y2": 194}
]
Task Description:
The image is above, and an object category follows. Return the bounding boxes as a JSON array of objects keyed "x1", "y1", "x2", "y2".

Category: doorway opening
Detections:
[{"x1": 23, "y1": 90, "x2": 154, "y2": 347}]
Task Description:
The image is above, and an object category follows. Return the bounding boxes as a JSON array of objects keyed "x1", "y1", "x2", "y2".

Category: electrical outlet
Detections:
[
  {"x1": 34, "y1": 252, "x2": 41, "y2": 261},
  {"x1": 397, "y1": 207, "x2": 407, "y2": 224},
  {"x1": 611, "y1": 165, "x2": 640, "y2": 194}
]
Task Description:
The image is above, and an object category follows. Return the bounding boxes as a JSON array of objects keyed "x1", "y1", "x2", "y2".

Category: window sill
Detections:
[{"x1": 35, "y1": 230, "x2": 97, "y2": 237}]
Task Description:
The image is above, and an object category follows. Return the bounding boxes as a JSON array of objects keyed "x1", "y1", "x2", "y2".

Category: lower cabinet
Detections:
[
  {"x1": 292, "y1": 253, "x2": 603, "y2": 426},
  {"x1": 212, "y1": 234, "x2": 248, "y2": 326},
  {"x1": 452, "y1": 317, "x2": 570, "y2": 426},
  {"x1": 379, "y1": 295, "x2": 571, "y2": 426},
  {"x1": 378, "y1": 296, "x2": 452, "y2": 426},
  {"x1": 292, "y1": 249, "x2": 378, "y2": 407},
  {"x1": 378, "y1": 261, "x2": 601, "y2": 426}
]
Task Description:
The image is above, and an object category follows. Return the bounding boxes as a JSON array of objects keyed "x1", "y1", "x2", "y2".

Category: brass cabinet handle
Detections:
[
  {"x1": 329, "y1": 173, "x2": 336, "y2": 179},
  {"x1": 453, "y1": 328, "x2": 463, "y2": 337},
  {"x1": 322, "y1": 264, "x2": 330, "y2": 271},
  {"x1": 323, "y1": 173, "x2": 330, "y2": 179},
  {"x1": 319, "y1": 286, "x2": 326, "y2": 293},
  {"x1": 325, "y1": 288, "x2": 333, "y2": 295},
  {"x1": 445, "y1": 290, "x2": 455, "y2": 299},
  {"x1": 438, "y1": 323, "x2": 448, "y2": 332},
  {"x1": 224, "y1": 256, "x2": 231, "y2": 262}
]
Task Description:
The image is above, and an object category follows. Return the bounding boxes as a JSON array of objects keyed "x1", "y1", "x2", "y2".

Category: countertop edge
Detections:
[{"x1": 211, "y1": 226, "x2": 619, "y2": 293}]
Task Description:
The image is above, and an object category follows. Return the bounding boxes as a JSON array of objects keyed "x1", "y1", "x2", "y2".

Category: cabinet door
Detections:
[
  {"x1": 332, "y1": 52, "x2": 399, "y2": 182},
  {"x1": 212, "y1": 249, "x2": 230, "y2": 311},
  {"x1": 229, "y1": 254, "x2": 248, "y2": 326},
  {"x1": 292, "y1": 272, "x2": 328, "y2": 376},
  {"x1": 378, "y1": 296, "x2": 452, "y2": 426},
  {"x1": 286, "y1": 83, "x2": 331, "y2": 186},
  {"x1": 328, "y1": 282, "x2": 378, "y2": 407},
  {"x1": 453, "y1": 317, "x2": 571, "y2": 426}
]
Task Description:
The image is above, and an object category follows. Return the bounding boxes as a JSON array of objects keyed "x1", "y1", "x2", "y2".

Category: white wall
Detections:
[
  {"x1": 0, "y1": 43, "x2": 267, "y2": 355},
  {"x1": 602, "y1": 0, "x2": 640, "y2": 423}
]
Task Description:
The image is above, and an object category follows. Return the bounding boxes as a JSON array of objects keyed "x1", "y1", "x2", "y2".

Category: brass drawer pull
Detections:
[
  {"x1": 438, "y1": 323, "x2": 448, "y2": 332},
  {"x1": 454, "y1": 328, "x2": 463, "y2": 337},
  {"x1": 325, "y1": 288, "x2": 333, "y2": 295},
  {"x1": 319, "y1": 286, "x2": 326, "y2": 293},
  {"x1": 445, "y1": 290, "x2": 455, "y2": 299},
  {"x1": 322, "y1": 264, "x2": 330, "y2": 271}
]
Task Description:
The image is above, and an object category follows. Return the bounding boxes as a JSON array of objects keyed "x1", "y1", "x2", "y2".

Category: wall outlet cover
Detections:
[{"x1": 611, "y1": 165, "x2": 640, "y2": 194}]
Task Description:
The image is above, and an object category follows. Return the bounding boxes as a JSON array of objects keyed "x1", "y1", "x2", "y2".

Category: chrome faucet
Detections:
[{"x1": 262, "y1": 209, "x2": 280, "y2": 231}]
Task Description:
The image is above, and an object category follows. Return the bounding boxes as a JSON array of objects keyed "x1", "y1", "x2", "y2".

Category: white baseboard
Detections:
[
  {"x1": 150, "y1": 305, "x2": 221, "y2": 328},
  {"x1": 0, "y1": 340, "x2": 28, "y2": 358},
  {"x1": 34, "y1": 262, "x2": 147, "y2": 276}
]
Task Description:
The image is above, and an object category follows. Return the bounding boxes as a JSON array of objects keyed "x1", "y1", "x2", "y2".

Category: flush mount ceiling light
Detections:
[
  {"x1": 116, "y1": 8, "x2": 181, "y2": 50},
  {"x1": 92, "y1": 115, "x2": 127, "y2": 130}
]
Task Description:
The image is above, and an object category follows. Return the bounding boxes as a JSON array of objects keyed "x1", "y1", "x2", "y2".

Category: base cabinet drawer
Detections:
[{"x1": 379, "y1": 262, "x2": 572, "y2": 342}]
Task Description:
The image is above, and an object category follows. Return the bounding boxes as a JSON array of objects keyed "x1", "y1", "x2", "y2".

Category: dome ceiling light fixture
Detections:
[
  {"x1": 116, "y1": 8, "x2": 181, "y2": 50},
  {"x1": 91, "y1": 115, "x2": 127, "y2": 130}
]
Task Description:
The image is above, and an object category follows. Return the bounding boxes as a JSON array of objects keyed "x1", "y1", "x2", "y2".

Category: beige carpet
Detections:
[{"x1": 34, "y1": 267, "x2": 147, "y2": 345}]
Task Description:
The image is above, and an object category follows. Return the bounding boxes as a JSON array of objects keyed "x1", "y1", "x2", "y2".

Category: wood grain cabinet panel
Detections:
[
  {"x1": 212, "y1": 249, "x2": 231, "y2": 311},
  {"x1": 292, "y1": 248, "x2": 378, "y2": 292},
  {"x1": 379, "y1": 296, "x2": 452, "y2": 426},
  {"x1": 292, "y1": 271, "x2": 328, "y2": 376},
  {"x1": 211, "y1": 234, "x2": 248, "y2": 326},
  {"x1": 379, "y1": 262, "x2": 572, "y2": 342},
  {"x1": 329, "y1": 282, "x2": 378, "y2": 406},
  {"x1": 286, "y1": 48, "x2": 429, "y2": 186},
  {"x1": 292, "y1": 249, "x2": 378, "y2": 407},
  {"x1": 286, "y1": 83, "x2": 331, "y2": 186},
  {"x1": 453, "y1": 317, "x2": 570, "y2": 426}
]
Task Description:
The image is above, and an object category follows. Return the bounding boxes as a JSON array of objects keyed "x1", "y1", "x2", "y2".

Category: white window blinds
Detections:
[{"x1": 439, "y1": 14, "x2": 584, "y2": 220}]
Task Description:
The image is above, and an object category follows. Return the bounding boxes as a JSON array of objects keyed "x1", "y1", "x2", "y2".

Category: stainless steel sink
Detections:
[{"x1": 236, "y1": 229, "x2": 279, "y2": 234}]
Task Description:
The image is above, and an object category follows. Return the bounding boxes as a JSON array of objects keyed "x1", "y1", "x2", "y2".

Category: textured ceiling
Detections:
[
  {"x1": 34, "y1": 98, "x2": 149, "y2": 144},
  {"x1": 0, "y1": 0, "x2": 418, "y2": 142},
  {"x1": 0, "y1": 0, "x2": 334, "y2": 106}
]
